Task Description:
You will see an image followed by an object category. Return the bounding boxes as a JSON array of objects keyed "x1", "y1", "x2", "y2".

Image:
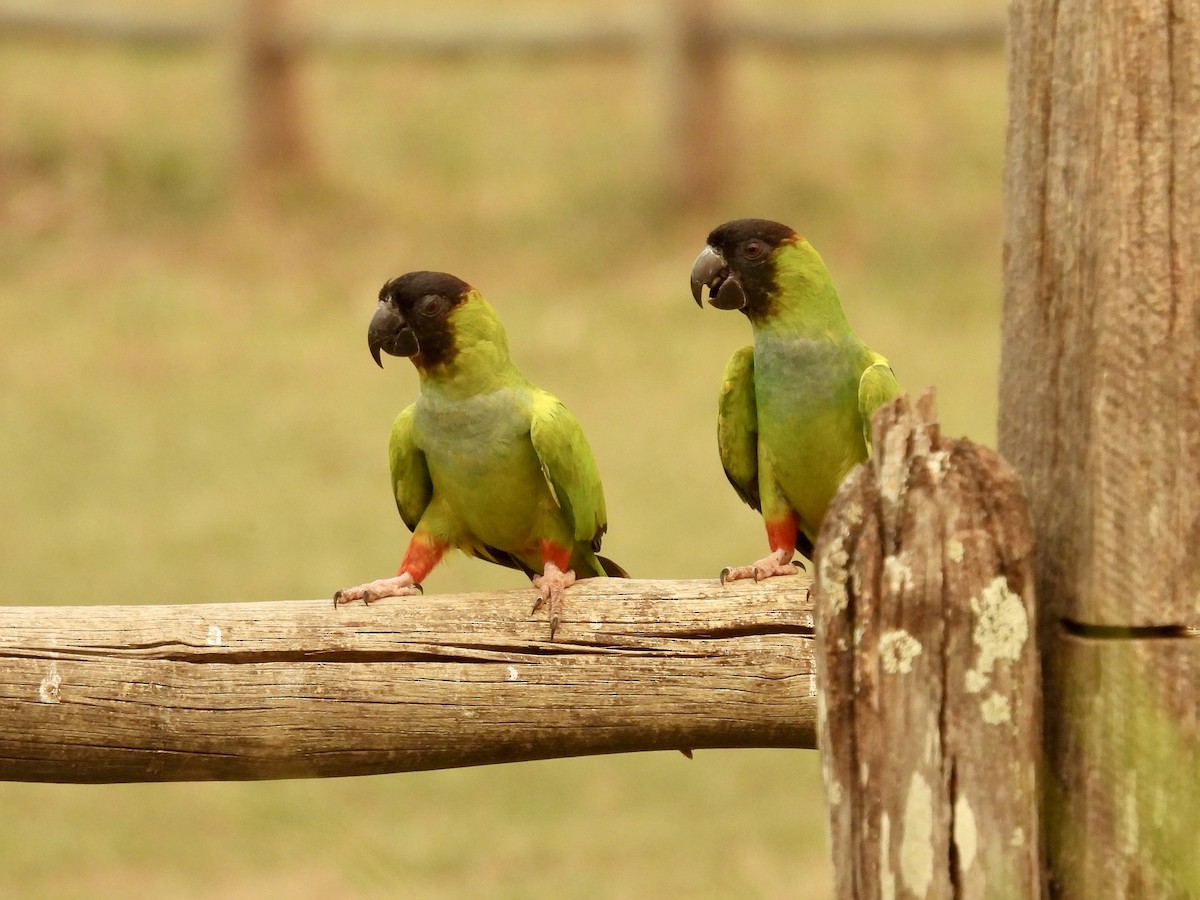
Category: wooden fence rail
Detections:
[
  {"x1": 0, "y1": 5, "x2": 1005, "y2": 57},
  {"x1": 0, "y1": 577, "x2": 814, "y2": 783}
]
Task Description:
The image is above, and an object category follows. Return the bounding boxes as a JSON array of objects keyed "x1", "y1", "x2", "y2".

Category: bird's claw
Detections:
[
  {"x1": 531, "y1": 563, "x2": 575, "y2": 639},
  {"x1": 718, "y1": 550, "x2": 801, "y2": 584},
  {"x1": 333, "y1": 588, "x2": 372, "y2": 607},
  {"x1": 332, "y1": 587, "x2": 374, "y2": 606},
  {"x1": 529, "y1": 597, "x2": 561, "y2": 639},
  {"x1": 332, "y1": 574, "x2": 420, "y2": 607}
]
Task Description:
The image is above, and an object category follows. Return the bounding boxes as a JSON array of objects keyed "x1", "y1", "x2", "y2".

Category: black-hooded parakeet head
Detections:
[
  {"x1": 368, "y1": 271, "x2": 472, "y2": 369},
  {"x1": 690, "y1": 218, "x2": 802, "y2": 319}
]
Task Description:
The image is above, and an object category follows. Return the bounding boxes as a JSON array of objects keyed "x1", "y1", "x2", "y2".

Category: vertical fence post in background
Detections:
[
  {"x1": 1003, "y1": 0, "x2": 1200, "y2": 895},
  {"x1": 659, "y1": 0, "x2": 729, "y2": 207},
  {"x1": 233, "y1": 0, "x2": 313, "y2": 192},
  {"x1": 815, "y1": 391, "x2": 1043, "y2": 898}
]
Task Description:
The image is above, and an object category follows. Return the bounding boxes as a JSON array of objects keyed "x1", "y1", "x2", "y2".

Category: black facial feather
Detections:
[
  {"x1": 379, "y1": 271, "x2": 470, "y2": 307},
  {"x1": 705, "y1": 219, "x2": 799, "y2": 318},
  {"x1": 706, "y1": 218, "x2": 797, "y2": 251},
  {"x1": 378, "y1": 271, "x2": 471, "y2": 368}
]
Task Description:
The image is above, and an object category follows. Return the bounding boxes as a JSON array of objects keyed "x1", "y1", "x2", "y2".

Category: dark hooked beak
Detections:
[
  {"x1": 368, "y1": 301, "x2": 419, "y2": 367},
  {"x1": 689, "y1": 245, "x2": 747, "y2": 310}
]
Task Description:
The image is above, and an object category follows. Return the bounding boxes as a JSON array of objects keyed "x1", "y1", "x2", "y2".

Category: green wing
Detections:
[
  {"x1": 717, "y1": 345, "x2": 760, "y2": 512},
  {"x1": 858, "y1": 352, "x2": 902, "y2": 455},
  {"x1": 388, "y1": 405, "x2": 432, "y2": 532},
  {"x1": 529, "y1": 390, "x2": 607, "y2": 547}
]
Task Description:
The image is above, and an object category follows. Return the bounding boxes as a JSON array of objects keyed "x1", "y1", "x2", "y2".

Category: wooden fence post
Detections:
[
  {"x1": 659, "y1": 0, "x2": 730, "y2": 206},
  {"x1": 1002, "y1": 0, "x2": 1200, "y2": 896},
  {"x1": 815, "y1": 391, "x2": 1043, "y2": 898},
  {"x1": 233, "y1": 0, "x2": 312, "y2": 190}
]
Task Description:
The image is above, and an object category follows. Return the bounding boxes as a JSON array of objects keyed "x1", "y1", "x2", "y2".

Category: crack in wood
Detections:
[
  {"x1": 0, "y1": 626, "x2": 810, "y2": 665},
  {"x1": 1060, "y1": 619, "x2": 1198, "y2": 640},
  {"x1": 0, "y1": 648, "x2": 699, "y2": 666}
]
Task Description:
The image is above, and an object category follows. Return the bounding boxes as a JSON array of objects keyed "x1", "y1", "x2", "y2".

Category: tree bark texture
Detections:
[
  {"x1": 816, "y1": 392, "x2": 1043, "y2": 899},
  {"x1": 0, "y1": 578, "x2": 814, "y2": 783},
  {"x1": 1003, "y1": 1, "x2": 1200, "y2": 896},
  {"x1": 1001, "y1": 0, "x2": 1199, "y2": 628}
]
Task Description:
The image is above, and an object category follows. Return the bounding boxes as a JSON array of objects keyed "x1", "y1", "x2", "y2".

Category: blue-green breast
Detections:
[
  {"x1": 753, "y1": 331, "x2": 871, "y2": 532},
  {"x1": 412, "y1": 385, "x2": 564, "y2": 552}
]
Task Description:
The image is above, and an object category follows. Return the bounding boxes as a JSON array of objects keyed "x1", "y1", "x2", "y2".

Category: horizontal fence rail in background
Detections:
[
  {"x1": 0, "y1": 1, "x2": 1006, "y2": 201},
  {"x1": 0, "y1": 5, "x2": 1005, "y2": 56}
]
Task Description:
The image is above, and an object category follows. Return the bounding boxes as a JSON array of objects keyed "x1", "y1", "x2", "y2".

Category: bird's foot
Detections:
[
  {"x1": 333, "y1": 572, "x2": 423, "y2": 606},
  {"x1": 719, "y1": 548, "x2": 801, "y2": 584},
  {"x1": 531, "y1": 562, "x2": 576, "y2": 639}
]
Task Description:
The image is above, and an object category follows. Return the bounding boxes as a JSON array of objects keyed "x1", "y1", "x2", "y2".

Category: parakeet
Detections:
[
  {"x1": 334, "y1": 271, "x2": 626, "y2": 636},
  {"x1": 690, "y1": 218, "x2": 901, "y2": 583}
]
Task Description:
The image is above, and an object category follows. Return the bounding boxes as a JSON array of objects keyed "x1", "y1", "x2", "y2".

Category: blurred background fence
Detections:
[{"x1": 0, "y1": 0, "x2": 1004, "y2": 202}]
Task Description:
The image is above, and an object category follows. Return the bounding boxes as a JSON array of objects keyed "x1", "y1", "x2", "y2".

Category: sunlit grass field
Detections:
[{"x1": 0, "y1": 2, "x2": 1006, "y2": 895}]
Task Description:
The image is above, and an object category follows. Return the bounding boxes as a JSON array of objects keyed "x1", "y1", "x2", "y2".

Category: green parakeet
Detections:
[
  {"x1": 690, "y1": 218, "x2": 901, "y2": 582},
  {"x1": 334, "y1": 271, "x2": 626, "y2": 635}
]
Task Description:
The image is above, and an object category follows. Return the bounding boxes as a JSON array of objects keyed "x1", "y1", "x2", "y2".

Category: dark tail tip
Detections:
[{"x1": 597, "y1": 555, "x2": 630, "y2": 578}]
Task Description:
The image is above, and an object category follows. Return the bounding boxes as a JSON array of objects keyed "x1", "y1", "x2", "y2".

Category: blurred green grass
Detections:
[{"x1": 0, "y1": 3, "x2": 1006, "y2": 896}]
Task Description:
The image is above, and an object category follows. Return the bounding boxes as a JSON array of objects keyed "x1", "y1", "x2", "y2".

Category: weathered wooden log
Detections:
[
  {"x1": 0, "y1": 578, "x2": 814, "y2": 783},
  {"x1": 1003, "y1": 0, "x2": 1200, "y2": 895},
  {"x1": 815, "y1": 391, "x2": 1043, "y2": 899}
]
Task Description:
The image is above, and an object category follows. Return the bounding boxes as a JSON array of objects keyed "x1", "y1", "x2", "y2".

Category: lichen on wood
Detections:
[{"x1": 815, "y1": 390, "x2": 1043, "y2": 899}]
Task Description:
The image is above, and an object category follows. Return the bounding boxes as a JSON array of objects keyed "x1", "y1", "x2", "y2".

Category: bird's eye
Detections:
[
  {"x1": 416, "y1": 294, "x2": 447, "y2": 317},
  {"x1": 743, "y1": 240, "x2": 767, "y2": 260}
]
